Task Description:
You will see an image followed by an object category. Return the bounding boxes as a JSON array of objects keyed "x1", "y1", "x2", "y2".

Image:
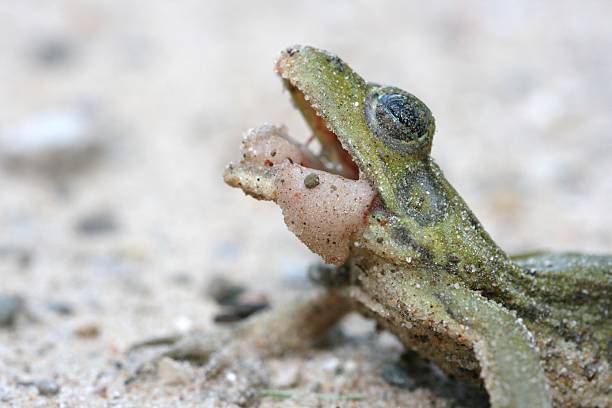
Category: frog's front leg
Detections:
[
  {"x1": 128, "y1": 289, "x2": 352, "y2": 382},
  {"x1": 436, "y1": 288, "x2": 552, "y2": 408},
  {"x1": 355, "y1": 265, "x2": 551, "y2": 408},
  {"x1": 128, "y1": 124, "x2": 374, "y2": 378}
]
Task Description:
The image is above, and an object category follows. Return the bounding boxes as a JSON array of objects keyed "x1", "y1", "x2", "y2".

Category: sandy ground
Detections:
[{"x1": 0, "y1": 1, "x2": 610, "y2": 407}]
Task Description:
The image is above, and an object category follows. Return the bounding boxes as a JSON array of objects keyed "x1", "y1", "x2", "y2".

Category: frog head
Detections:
[
  {"x1": 276, "y1": 45, "x2": 435, "y2": 215},
  {"x1": 227, "y1": 45, "x2": 517, "y2": 298},
  {"x1": 273, "y1": 46, "x2": 520, "y2": 290}
]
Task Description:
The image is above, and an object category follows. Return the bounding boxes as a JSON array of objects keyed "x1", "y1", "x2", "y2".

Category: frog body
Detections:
[{"x1": 220, "y1": 46, "x2": 611, "y2": 407}]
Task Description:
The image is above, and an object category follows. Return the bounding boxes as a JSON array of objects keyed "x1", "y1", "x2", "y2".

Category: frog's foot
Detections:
[
  {"x1": 224, "y1": 123, "x2": 377, "y2": 265},
  {"x1": 125, "y1": 330, "x2": 234, "y2": 385},
  {"x1": 125, "y1": 291, "x2": 352, "y2": 384}
]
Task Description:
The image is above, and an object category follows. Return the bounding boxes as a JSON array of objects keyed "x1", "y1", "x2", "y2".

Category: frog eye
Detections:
[{"x1": 365, "y1": 87, "x2": 435, "y2": 156}]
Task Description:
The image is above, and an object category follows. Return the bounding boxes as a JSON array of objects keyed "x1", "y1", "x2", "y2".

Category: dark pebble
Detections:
[
  {"x1": 32, "y1": 37, "x2": 73, "y2": 66},
  {"x1": 0, "y1": 246, "x2": 33, "y2": 270},
  {"x1": 213, "y1": 302, "x2": 269, "y2": 323},
  {"x1": 0, "y1": 294, "x2": 22, "y2": 327},
  {"x1": 46, "y1": 301, "x2": 74, "y2": 316},
  {"x1": 381, "y1": 361, "x2": 416, "y2": 390},
  {"x1": 304, "y1": 173, "x2": 320, "y2": 189},
  {"x1": 169, "y1": 271, "x2": 193, "y2": 286},
  {"x1": 205, "y1": 276, "x2": 246, "y2": 305},
  {"x1": 36, "y1": 379, "x2": 60, "y2": 396},
  {"x1": 75, "y1": 211, "x2": 118, "y2": 235},
  {"x1": 75, "y1": 323, "x2": 100, "y2": 338},
  {"x1": 308, "y1": 263, "x2": 350, "y2": 287}
]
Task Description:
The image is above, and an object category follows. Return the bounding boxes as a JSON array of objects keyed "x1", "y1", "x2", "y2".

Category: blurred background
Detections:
[{"x1": 0, "y1": 1, "x2": 610, "y2": 406}]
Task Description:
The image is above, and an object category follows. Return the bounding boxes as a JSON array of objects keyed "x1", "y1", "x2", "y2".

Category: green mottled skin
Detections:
[{"x1": 225, "y1": 46, "x2": 611, "y2": 407}]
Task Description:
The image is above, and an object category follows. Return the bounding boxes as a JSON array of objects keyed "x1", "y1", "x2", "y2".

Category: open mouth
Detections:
[
  {"x1": 278, "y1": 77, "x2": 360, "y2": 180},
  {"x1": 273, "y1": 44, "x2": 377, "y2": 182},
  {"x1": 223, "y1": 47, "x2": 377, "y2": 265}
]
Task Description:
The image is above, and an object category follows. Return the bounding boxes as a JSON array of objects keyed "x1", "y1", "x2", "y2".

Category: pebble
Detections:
[
  {"x1": 0, "y1": 294, "x2": 23, "y2": 327},
  {"x1": 172, "y1": 315, "x2": 193, "y2": 333},
  {"x1": 75, "y1": 211, "x2": 118, "y2": 235},
  {"x1": 201, "y1": 397, "x2": 224, "y2": 408},
  {"x1": 213, "y1": 301, "x2": 269, "y2": 323},
  {"x1": 0, "y1": 385, "x2": 13, "y2": 402},
  {"x1": 46, "y1": 301, "x2": 75, "y2": 316},
  {"x1": 269, "y1": 361, "x2": 300, "y2": 388},
  {"x1": 304, "y1": 173, "x2": 320, "y2": 189},
  {"x1": 206, "y1": 276, "x2": 270, "y2": 323},
  {"x1": 205, "y1": 276, "x2": 245, "y2": 305},
  {"x1": 0, "y1": 106, "x2": 106, "y2": 176},
  {"x1": 169, "y1": 271, "x2": 193, "y2": 286},
  {"x1": 213, "y1": 291, "x2": 269, "y2": 323},
  {"x1": 32, "y1": 37, "x2": 73, "y2": 67},
  {"x1": 381, "y1": 361, "x2": 416, "y2": 390},
  {"x1": 0, "y1": 246, "x2": 33, "y2": 270},
  {"x1": 35, "y1": 379, "x2": 60, "y2": 396},
  {"x1": 321, "y1": 357, "x2": 340, "y2": 373},
  {"x1": 75, "y1": 323, "x2": 100, "y2": 339},
  {"x1": 157, "y1": 357, "x2": 192, "y2": 385}
]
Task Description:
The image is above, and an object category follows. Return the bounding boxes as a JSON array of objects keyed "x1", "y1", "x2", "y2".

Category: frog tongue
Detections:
[{"x1": 224, "y1": 124, "x2": 377, "y2": 265}]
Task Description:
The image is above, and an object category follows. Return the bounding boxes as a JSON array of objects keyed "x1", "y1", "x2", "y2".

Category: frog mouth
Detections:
[
  {"x1": 278, "y1": 78, "x2": 360, "y2": 180},
  {"x1": 274, "y1": 46, "x2": 364, "y2": 181},
  {"x1": 224, "y1": 46, "x2": 377, "y2": 265}
]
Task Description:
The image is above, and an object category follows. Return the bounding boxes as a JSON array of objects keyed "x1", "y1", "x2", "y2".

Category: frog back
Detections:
[
  {"x1": 512, "y1": 252, "x2": 611, "y2": 341},
  {"x1": 511, "y1": 252, "x2": 611, "y2": 407}
]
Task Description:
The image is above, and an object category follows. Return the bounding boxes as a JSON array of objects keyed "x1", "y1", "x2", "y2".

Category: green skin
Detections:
[{"x1": 222, "y1": 46, "x2": 611, "y2": 407}]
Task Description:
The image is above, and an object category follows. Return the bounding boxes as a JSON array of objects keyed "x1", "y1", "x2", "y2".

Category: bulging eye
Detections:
[
  {"x1": 365, "y1": 86, "x2": 435, "y2": 155},
  {"x1": 379, "y1": 93, "x2": 430, "y2": 141}
]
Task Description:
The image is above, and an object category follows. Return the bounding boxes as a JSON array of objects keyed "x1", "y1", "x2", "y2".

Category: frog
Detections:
[{"x1": 138, "y1": 46, "x2": 611, "y2": 407}]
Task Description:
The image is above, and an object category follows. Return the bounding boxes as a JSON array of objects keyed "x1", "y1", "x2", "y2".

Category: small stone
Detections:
[
  {"x1": 173, "y1": 315, "x2": 192, "y2": 333},
  {"x1": 381, "y1": 361, "x2": 416, "y2": 390},
  {"x1": 269, "y1": 361, "x2": 300, "y2": 388},
  {"x1": 224, "y1": 371, "x2": 237, "y2": 383},
  {"x1": 0, "y1": 386, "x2": 12, "y2": 402},
  {"x1": 36, "y1": 379, "x2": 60, "y2": 396},
  {"x1": 303, "y1": 173, "x2": 320, "y2": 189},
  {"x1": 75, "y1": 323, "x2": 100, "y2": 338},
  {"x1": 0, "y1": 106, "x2": 107, "y2": 176},
  {"x1": 157, "y1": 357, "x2": 192, "y2": 385},
  {"x1": 169, "y1": 271, "x2": 193, "y2": 286},
  {"x1": 321, "y1": 357, "x2": 340, "y2": 372},
  {"x1": 0, "y1": 294, "x2": 23, "y2": 328},
  {"x1": 213, "y1": 291, "x2": 269, "y2": 323},
  {"x1": 0, "y1": 246, "x2": 33, "y2": 270},
  {"x1": 201, "y1": 397, "x2": 223, "y2": 408},
  {"x1": 205, "y1": 276, "x2": 246, "y2": 305},
  {"x1": 95, "y1": 386, "x2": 108, "y2": 399},
  {"x1": 32, "y1": 37, "x2": 73, "y2": 66},
  {"x1": 46, "y1": 301, "x2": 74, "y2": 316},
  {"x1": 75, "y1": 211, "x2": 118, "y2": 235},
  {"x1": 213, "y1": 301, "x2": 269, "y2": 323},
  {"x1": 344, "y1": 359, "x2": 358, "y2": 373}
]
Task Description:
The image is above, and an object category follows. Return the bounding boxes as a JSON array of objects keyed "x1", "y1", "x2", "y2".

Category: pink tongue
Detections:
[
  {"x1": 240, "y1": 123, "x2": 325, "y2": 170},
  {"x1": 240, "y1": 124, "x2": 376, "y2": 265},
  {"x1": 274, "y1": 165, "x2": 375, "y2": 265}
]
